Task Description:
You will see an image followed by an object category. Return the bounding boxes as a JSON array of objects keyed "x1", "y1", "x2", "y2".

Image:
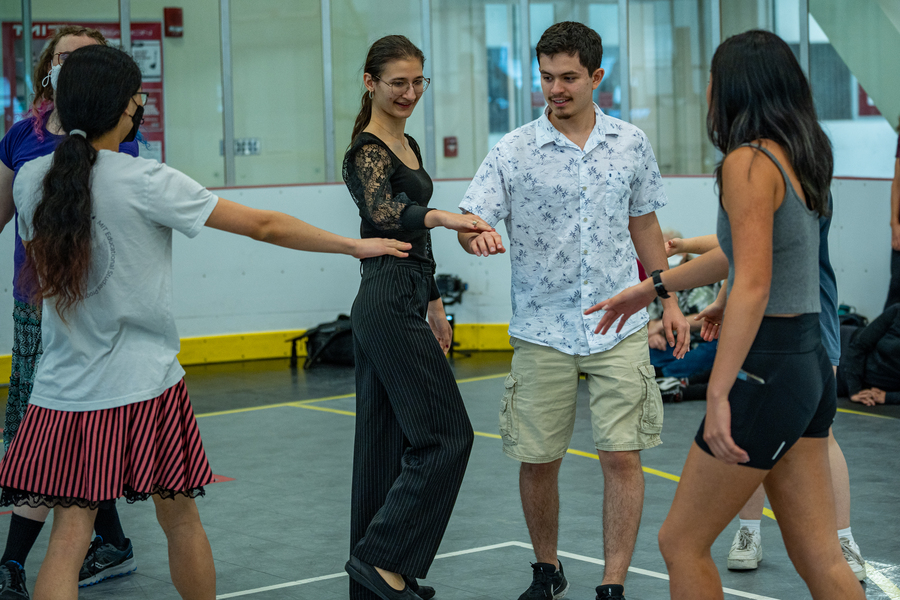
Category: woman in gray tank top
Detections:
[{"x1": 587, "y1": 30, "x2": 864, "y2": 600}]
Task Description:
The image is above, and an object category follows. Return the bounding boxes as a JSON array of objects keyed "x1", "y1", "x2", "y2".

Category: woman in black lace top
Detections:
[{"x1": 341, "y1": 36, "x2": 493, "y2": 600}]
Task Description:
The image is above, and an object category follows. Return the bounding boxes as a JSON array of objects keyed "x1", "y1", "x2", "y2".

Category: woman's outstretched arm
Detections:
[{"x1": 205, "y1": 197, "x2": 412, "y2": 259}]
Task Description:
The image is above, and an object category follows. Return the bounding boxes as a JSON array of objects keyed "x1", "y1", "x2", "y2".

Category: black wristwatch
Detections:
[{"x1": 650, "y1": 269, "x2": 670, "y2": 299}]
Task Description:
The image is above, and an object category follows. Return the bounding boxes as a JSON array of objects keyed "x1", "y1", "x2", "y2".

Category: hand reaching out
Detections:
[
  {"x1": 696, "y1": 301, "x2": 725, "y2": 341},
  {"x1": 585, "y1": 279, "x2": 656, "y2": 335},
  {"x1": 352, "y1": 238, "x2": 412, "y2": 259},
  {"x1": 428, "y1": 210, "x2": 494, "y2": 234},
  {"x1": 665, "y1": 238, "x2": 685, "y2": 257}
]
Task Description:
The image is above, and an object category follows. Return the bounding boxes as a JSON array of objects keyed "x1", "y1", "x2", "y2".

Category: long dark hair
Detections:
[
  {"x1": 350, "y1": 35, "x2": 424, "y2": 144},
  {"x1": 707, "y1": 30, "x2": 832, "y2": 216},
  {"x1": 26, "y1": 45, "x2": 141, "y2": 318}
]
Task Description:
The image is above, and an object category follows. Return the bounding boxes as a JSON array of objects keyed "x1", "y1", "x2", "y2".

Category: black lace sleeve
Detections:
[{"x1": 343, "y1": 139, "x2": 432, "y2": 232}]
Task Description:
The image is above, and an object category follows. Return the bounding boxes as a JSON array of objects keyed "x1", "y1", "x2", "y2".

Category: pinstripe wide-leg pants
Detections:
[{"x1": 349, "y1": 256, "x2": 474, "y2": 599}]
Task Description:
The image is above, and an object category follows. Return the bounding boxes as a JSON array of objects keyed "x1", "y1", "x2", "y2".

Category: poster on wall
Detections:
[{"x1": 1, "y1": 21, "x2": 165, "y2": 162}]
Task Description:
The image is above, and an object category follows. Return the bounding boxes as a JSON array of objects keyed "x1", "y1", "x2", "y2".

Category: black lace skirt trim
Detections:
[{"x1": 0, "y1": 484, "x2": 206, "y2": 510}]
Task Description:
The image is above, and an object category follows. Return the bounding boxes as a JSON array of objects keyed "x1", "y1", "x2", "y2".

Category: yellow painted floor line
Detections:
[
  {"x1": 836, "y1": 408, "x2": 897, "y2": 420},
  {"x1": 196, "y1": 401, "x2": 300, "y2": 418},
  {"x1": 297, "y1": 404, "x2": 357, "y2": 417},
  {"x1": 455, "y1": 373, "x2": 508, "y2": 384},
  {"x1": 209, "y1": 394, "x2": 900, "y2": 599},
  {"x1": 295, "y1": 393, "x2": 355, "y2": 405},
  {"x1": 196, "y1": 373, "x2": 507, "y2": 419}
]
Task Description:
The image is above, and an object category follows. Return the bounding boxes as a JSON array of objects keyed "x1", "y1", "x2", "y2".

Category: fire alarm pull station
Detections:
[
  {"x1": 443, "y1": 136, "x2": 458, "y2": 158},
  {"x1": 164, "y1": 8, "x2": 184, "y2": 38}
]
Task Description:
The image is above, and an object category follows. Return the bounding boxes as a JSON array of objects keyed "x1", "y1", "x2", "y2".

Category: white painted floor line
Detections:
[
  {"x1": 434, "y1": 540, "x2": 523, "y2": 559},
  {"x1": 866, "y1": 561, "x2": 900, "y2": 600},
  {"x1": 216, "y1": 540, "x2": 779, "y2": 600},
  {"x1": 215, "y1": 572, "x2": 347, "y2": 599},
  {"x1": 213, "y1": 546, "x2": 523, "y2": 599}
]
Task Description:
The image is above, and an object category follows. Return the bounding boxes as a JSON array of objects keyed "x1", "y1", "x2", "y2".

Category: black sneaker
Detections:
[
  {"x1": 596, "y1": 583, "x2": 625, "y2": 600},
  {"x1": 0, "y1": 560, "x2": 29, "y2": 600},
  {"x1": 518, "y1": 560, "x2": 569, "y2": 600},
  {"x1": 78, "y1": 536, "x2": 137, "y2": 587}
]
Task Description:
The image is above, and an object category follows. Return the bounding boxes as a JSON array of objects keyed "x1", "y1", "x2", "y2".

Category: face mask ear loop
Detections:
[{"x1": 42, "y1": 72, "x2": 52, "y2": 87}]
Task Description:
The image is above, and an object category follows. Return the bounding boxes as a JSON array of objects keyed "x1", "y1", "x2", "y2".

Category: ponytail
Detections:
[
  {"x1": 24, "y1": 44, "x2": 142, "y2": 319},
  {"x1": 349, "y1": 35, "x2": 424, "y2": 147},
  {"x1": 351, "y1": 91, "x2": 374, "y2": 144},
  {"x1": 26, "y1": 134, "x2": 98, "y2": 319}
]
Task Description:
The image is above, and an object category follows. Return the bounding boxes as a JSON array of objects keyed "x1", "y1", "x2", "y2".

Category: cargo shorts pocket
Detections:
[
  {"x1": 638, "y1": 364, "x2": 664, "y2": 434},
  {"x1": 499, "y1": 373, "x2": 519, "y2": 445}
]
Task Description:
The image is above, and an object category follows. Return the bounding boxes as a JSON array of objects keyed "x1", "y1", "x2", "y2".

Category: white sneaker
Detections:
[
  {"x1": 839, "y1": 537, "x2": 866, "y2": 581},
  {"x1": 727, "y1": 526, "x2": 762, "y2": 570}
]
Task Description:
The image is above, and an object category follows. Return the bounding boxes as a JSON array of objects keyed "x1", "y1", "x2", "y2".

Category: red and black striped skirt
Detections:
[{"x1": 0, "y1": 379, "x2": 213, "y2": 509}]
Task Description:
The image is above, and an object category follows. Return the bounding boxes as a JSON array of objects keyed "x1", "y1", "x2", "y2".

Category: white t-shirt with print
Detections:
[{"x1": 14, "y1": 150, "x2": 218, "y2": 411}]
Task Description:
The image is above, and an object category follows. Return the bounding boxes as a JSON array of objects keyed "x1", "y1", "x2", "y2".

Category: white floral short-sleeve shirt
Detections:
[{"x1": 460, "y1": 104, "x2": 667, "y2": 355}]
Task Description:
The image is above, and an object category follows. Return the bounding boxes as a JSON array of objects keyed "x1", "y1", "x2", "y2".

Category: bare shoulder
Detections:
[
  {"x1": 722, "y1": 145, "x2": 780, "y2": 181},
  {"x1": 721, "y1": 145, "x2": 783, "y2": 214}
]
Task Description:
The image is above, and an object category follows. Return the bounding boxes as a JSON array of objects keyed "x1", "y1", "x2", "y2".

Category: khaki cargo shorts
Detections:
[{"x1": 500, "y1": 328, "x2": 663, "y2": 463}]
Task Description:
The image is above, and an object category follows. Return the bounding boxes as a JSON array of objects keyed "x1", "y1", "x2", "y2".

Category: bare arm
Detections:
[
  {"x1": 666, "y1": 234, "x2": 719, "y2": 256},
  {"x1": 587, "y1": 239, "x2": 729, "y2": 335},
  {"x1": 0, "y1": 163, "x2": 15, "y2": 234},
  {"x1": 703, "y1": 147, "x2": 779, "y2": 464},
  {"x1": 629, "y1": 212, "x2": 690, "y2": 358},
  {"x1": 891, "y1": 158, "x2": 900, "y2": 251},
  {"x1": 204, "y1": 198, "x2": 411, "y2": 259},
  {"x1": 423, "y1": 209, "x2": 493, "y2": 235}
]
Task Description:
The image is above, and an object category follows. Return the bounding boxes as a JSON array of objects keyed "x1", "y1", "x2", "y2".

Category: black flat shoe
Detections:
[
  {"x1": 404, "y1": 575, "x2": 435, "y2": 600},
  {"x1": 345, "y1": 556, "x2": 423, "y2": 600}
]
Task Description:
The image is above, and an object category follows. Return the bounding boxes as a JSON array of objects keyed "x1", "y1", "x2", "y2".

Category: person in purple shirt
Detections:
[{"x1": 0, "y1": 25, "x2": 140, "y2": 596}]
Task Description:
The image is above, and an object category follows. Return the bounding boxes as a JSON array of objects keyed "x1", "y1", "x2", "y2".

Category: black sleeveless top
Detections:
[{"x1": 342, "y1": 132, "x2": 439, "y2": 300}]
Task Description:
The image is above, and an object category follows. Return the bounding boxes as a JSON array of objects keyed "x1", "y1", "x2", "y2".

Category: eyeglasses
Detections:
[
  {"x1": 373, "y1": 76, "x2": 431, "y2": 95},
  {"x1": 133, "y1": 92, "x2": 150, "y2": 105},
  {"x1": 53, "y1": 51, "x2": 71, "y2": 64}
]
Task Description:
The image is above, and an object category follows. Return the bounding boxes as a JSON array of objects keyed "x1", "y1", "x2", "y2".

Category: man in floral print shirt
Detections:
[{"x1": 458, "y1": 21, "x2": 688, "y2": 600}]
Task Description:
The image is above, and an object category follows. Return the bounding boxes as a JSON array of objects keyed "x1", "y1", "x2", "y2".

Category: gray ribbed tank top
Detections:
[{"x1": 716, "y1": 144, "x2": 821, "y2": 314}]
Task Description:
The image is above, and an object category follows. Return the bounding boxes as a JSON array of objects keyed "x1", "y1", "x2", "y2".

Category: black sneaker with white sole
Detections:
[
  {"x1": 0, "y1": 560, "x2": 29, "y2": 600},
  {"x1": 78, "y1": 536, "x2": 137, "y2": 587},
  {"x1": 518, "y1": 560, "x2": 569, "y2": 600}
]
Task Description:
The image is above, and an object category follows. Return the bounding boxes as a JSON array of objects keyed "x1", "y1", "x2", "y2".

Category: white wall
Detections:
[{"x1": 0, "y1": 175, "x2": 890, "y2": 352}]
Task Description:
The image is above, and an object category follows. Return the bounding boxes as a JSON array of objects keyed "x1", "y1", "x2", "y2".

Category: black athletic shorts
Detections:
[{"x1": 695, "y1": 314, "x2": 836, "y2": 470}]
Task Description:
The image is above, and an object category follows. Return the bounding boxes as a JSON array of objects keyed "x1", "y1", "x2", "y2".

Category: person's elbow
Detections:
[
  {"x1": 731, "y1": 272, "x2": 771, "y2": 307},
  {"x1": 243, "y1": 211, "x2": 281, "y2": 243}
]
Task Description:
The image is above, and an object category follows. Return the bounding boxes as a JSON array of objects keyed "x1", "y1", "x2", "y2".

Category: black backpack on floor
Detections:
[{"x1": 288, "y1": 315, "x2": 354, "y2": 369}]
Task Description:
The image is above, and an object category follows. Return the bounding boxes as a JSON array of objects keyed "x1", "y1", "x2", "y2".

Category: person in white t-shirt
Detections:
[{"x1": 0, "y1": 44, "x2": 409, "y2": 600}]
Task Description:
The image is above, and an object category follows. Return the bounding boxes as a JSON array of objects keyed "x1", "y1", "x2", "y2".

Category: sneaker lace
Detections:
[
  {"x1": 840, "y1": 538, "x2": 863, "y2": 565},
  {"x1": 528, "y1": 565, "x2": 555, "y2": 598},
  {"x1": 84, "y1": 537, "x2": 105, "y2": 564},
  {"x1": 1, "y1": 562, "x2": 26, "y2": 590},
  {"x1": 734, "y1": 528, "x2": 755, "y2": 551}
]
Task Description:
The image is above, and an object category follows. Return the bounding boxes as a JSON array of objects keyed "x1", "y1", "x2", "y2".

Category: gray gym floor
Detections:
[{"x1": 2, "y1": 351, "x2": 898, "y2": 599}]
